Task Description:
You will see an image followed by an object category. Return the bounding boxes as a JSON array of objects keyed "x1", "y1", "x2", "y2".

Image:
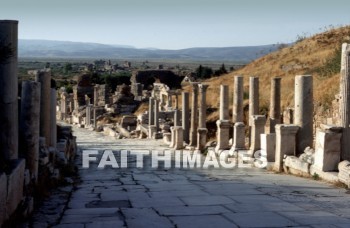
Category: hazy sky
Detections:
[{"x1": 1, "y1": 0, "x2": 350, "y2": 49}]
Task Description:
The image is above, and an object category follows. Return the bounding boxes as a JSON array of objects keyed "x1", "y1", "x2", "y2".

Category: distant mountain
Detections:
[{"x1": 19, "y1": 39, "x2": 283, "y2": 62}]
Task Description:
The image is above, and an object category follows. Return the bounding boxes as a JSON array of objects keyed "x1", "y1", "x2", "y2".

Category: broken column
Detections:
[
  {"x1": 314, "y1": 124, "x2": 342, "y2": 172},
  {"x1": 274, "y1": 124, "x2": 299, "y2": 172},
  {"x1": 182, "y1": 92, "x2": 190, "y2": 144},
  {"x1": 249, "y1": 115, "x2": 266, "y2": 154},
  {"x1": 232, "y1": 76, "x2": 245, "y2": 151},
  {"x1": 294, "y1": 75, "x2": 313, "y2": 154},
  {"x1": 197, "y1": 84, "x2": 209, "y2": 150},
  {"x1": 50, "y1": 89, "x2": 57, "y2": 148},
  {"x1": 149, "y1": 97, "x2": 155, "y2": 126},
  {"x1": 340, "y1": 43, "x2": 350, "y2": 161},
  {"x1": 266, "y1": 77, "x2": 281, "y2": 133},
  {"x1": 216, "y1": 85, "x2": 231, "y2": 151},
  {"x1": 249, "y1": 77, "x2": 259, "y2": 126},
  {"x1": 20, "y1": 81, "x2": 41, "y2": 181},
  {"x1": 0, "y1": 20, "x2": 19, "y2": 161},
  {"x1": 189, "y1": 83, "x2": 199, "y2": 147},
  {"x1": 36, "y1": 70, "x2": 52, "y2": 146}
]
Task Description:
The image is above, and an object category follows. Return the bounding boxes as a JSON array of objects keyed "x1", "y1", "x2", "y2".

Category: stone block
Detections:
[
  {"x1": 284, "y1": 156, "x2": 310, "y2": 175},
  {"x1": 6, "y1": 159, "x2": 25, "y2": 217},
  {"x1": 314, "y1": 126, "x2": 342, "y2": 172},
  {"x1": 338, "y1": 161, "x2": 350, "y2": 187},
  {"x1": 260, "y1": 133, "x2": 276, "y2": 162},
  {"x1": 0, "y1": 173, "x2": 7, "y2": 226}
]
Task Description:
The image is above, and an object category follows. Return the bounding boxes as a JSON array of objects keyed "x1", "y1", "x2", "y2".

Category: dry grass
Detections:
[{"x1": 182, "y1": 26, "x2": 350, "y2": 122}]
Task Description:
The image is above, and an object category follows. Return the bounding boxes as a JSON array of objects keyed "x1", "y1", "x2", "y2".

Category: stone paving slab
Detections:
[{"x1": 40, "y1": 126, "x2": 350, "y2": 228}]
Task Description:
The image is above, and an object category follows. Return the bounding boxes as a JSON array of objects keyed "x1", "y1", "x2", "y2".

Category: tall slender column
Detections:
[
  {"x1": 267, "y1": 77, "x2": 281, "y2": 133},
  {"x1": 340, "y1": 43, "x2": 350, "y2": 160},
  {"x1": 249, "y1": 77, "x2": 259, "y2": 126},
  {"x1": 232, "y1": 76, "x2": 244, "y2": 123},
  {"x1": 189, "y1": 83, "x2": 199, "y2": 147},
  {"x1": 20, "y1": 81, "x2": 41, "y2": 181},
  {"x1": 294, "y1": 75, "x2": 313, "y2": 154},
  {"x1": 182, "y1": 92, "x2": 190, "y2": 144},
  {"x1": 154, "y1": 99, "x2": 159, "y2": 131},
  {"x1": 149, "y1": 97, "x2": 155, "y2": 126},
  {"x1": 216, "y1": 85, "x2": 231, "y2": 151},
  {"x1": 36, "y1": 70, "x2": 51, "y2": 145},
  {"x1": 50, "y1": 88, "x2": 57, "y2": 147},
  {"x1": 0, "y1": 20, "x2": 18, "y2": 161},
  {"x1": 197, "y1": 84, "x2": 209, "y2": 150}
]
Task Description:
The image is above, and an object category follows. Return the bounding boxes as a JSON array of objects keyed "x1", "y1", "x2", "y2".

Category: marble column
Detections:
[
  {"x1": 182, "y1": 92, "x2": 190, "y2": 144},
  {"x1": 274, "y1": 124, "x2": 299, "y2": 172},
  {"x1": 189, "y1": 83, "x2": 199, "y2": 147},
  {"x1": 149, "y1": 97, "x2": 155, "y2": 126},
  {"x1": 93, "y1": 86, "x2": 98, "y2": 106},
  {"x1": 20, "y1": 81, "x2": 41, "y2": 181},
  {"x1": 0, "y1": 20, "x2": 18, "y2": 161},
  {"x1": 340, "y1": 43, "x2": 350, "y2": 160},
  {"x1": 267, "y1": 77, "x2": 281, "y2": 133},
  {"x1": 249, "y1": 77, "x2": 259, "y2": 126},
  {"x1": 232, "y1": 76, "x2": 244, "y2": 123},
  {"x1": 50, "y1": 88, "x2": 57, "y2": 148},
  {"x1": 36, "y1": 70, "x2": 51, "y2": 146},
  {"x1": 216, "y1": 85, "x2": 231, "y2": 151},
  {"x1": 197, "y1": 84, "x2": 209, "y2": 150},
  {"x1": 86, "y1": 105, "x2": 92, "y2": 126},
  {"x1": 249, "y1": 115, "x2": 266, "y2": 154},
  {"x1": 294, "y1": 75, "x2": 313, "y2": 154},
  {"x1": 154, "y1": 99, "x2": 160, "y2": 131}
]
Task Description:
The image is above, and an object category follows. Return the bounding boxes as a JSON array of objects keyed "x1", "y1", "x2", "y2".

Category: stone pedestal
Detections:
[
  {"x1": 174, "y1": 126, "x2": 184, "y2": 149},
  {"x1": 196, "y1": 128, "x2": 208, "y2": 151},
  {"x1": 232, "y1": 76, "x2": 244, "y2": 123},
  {"x1": 36, "y1": 70, "x2": 52, "y2": 146},
  {"x1": 340, "y1": 43, "x2": 350, "y2": 160},
  {"x1": 20, "y1": 81, "x2": 41, "y2": 181},
  {"x1": 232, "y1": 122, "x2": 245, "y2": 150},
  {"x1": 149, "y1": 125, "x2": 157, "y2": 139},
  {"x1": 274, "y1": 124, "x2": 299, "y2": 172},
  {"x1": 294, "y1": 75, "x2": 313, "y2": 154},
  {"x1": 50, "y1": 89, "x2": 57, "y2": 147},
  {"x1": 314, "y1": 124, "x2": 342, "y2": 172},
  {"x1": 215, "y1": 120, "x2": 231, "y2": 151},
  {"x1": 189, "y1": 83, "x2": 199, "y2": 147},
  {"x1": 149, "y1": 97, "x2": 154, "y2": 126},
  {"x1": 182, "y1": 92, "x2": 190, "y2": 144},
  {"x1": 261, "y1": 133, "x2": 276, "y2": 162},
  {"x1": 249, "y1": 115, "x2": 266, "y2": 154},
  {"x1": 249, "y1": 77, "x2": 259, "y2": 126},
  {"x1": 267, "y1": 77, "x2": 281, "y2": 133},
  {"x1": 0, "y1": 20, "x2": 18, "y2": 161}
]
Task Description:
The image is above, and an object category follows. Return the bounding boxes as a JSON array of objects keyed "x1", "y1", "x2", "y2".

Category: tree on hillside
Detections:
[
  {"x1": 214, "y1": 63, "x2": 227, "y2": 76},
  {"x1": 195, "y1": 65, "x2": 213, "y2": 79}
]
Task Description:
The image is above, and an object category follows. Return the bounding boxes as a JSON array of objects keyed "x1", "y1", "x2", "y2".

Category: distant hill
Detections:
[{"x1": 19, "y1": 39, "x2": 281, "y2": 62}]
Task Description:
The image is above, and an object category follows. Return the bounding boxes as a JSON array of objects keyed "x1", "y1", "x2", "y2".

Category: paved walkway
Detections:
[{"x1": 53, "y1": 126, "x2": 350, "y2": 228}]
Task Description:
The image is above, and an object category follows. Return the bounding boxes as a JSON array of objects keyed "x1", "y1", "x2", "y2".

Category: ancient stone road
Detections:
[{"x1": 52, "y1": 126, "x2": 350, "y2": 228}]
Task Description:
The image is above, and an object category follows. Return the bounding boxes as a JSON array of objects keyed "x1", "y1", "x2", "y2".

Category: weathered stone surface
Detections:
[
  {"x1": 339, "y1": 161, "x2": 350, "y2": 187},
  {"x1": 36, "y1": 70, "x2": 52, "y2": 146},
  {"x1": 0, "y1": 173, "x2": 7, "y2": 225},
  {"x1": 232, "y1": 76, "x2": 244, "y2": 123},
  {"x1": 249, "y1": 77, "x2": 259, "y2": 126},
  {"x1": 274, "y1": 124, "x2": 299, "y2": 172},
  {"x1": 285, "y1": 156, "x2": 310, "y2": 175},
  {"x1": 196, "y1": 128, "x2": 208, "y2": 151},
  {"x1": 6, "y1": 159, "x2": 25, "y2": 217},
  {"x1": 0, "y1": 20, "x2": 19, "y2": 161},
  {"x1": 182, "y1": 92, "x2": 190, "y2": 143},
  {"x1": 232, "y1": 122, "x2": 245, "y2": 150},
  {"x1": 215, "y1": 120, "x2": 231, "y2": 151},
  {"x1": 249, "y1": 115, "x2": 266, "y2": 154},
  {"x1": 20, "y1": 81, "x2": 41, "y2": 181},
  {"x1": 189, "y1": 83, "x2": 199, "y2": 147},
  {"x1": 174, "y1": 126, "x2": 184, "y2": 149},
  {"x1": 294, "y1": 75, "x2": 313, "y2": 154},
  {"x1": 314, "y1": 126, "x2": 342, "y2": 172},
  {"x1": 267, "y1": 77, "x2": 281, "y2": 133},
  {"x1": 261, "y1": 133, "x2": 276, "y2": 162}
]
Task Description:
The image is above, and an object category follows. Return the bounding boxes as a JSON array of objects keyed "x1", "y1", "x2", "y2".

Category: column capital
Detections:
[{"x1": 198, "y1": 84, "x2": 209, "y2": 92}]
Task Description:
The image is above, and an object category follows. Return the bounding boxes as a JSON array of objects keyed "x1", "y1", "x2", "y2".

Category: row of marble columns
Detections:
[
  {"x1": 215, "y1": 75, "x2": 314, "y2": 171},
  {"x1": 0, "y1": 20, "x2": 58, "y2": 182}
]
